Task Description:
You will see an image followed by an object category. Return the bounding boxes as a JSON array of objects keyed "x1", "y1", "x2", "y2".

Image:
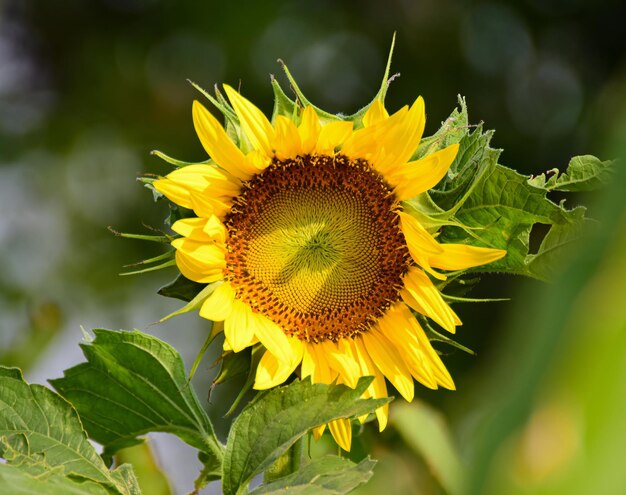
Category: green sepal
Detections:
[
  {"x1": 159, "y1": 280, "x2": 221, "y2": 323},
  {"x1": 150, "y1": 149, "x2": 211, "y2": 168},
  {"x1": 158, "y1": 273, "x2": 207, "y2": 302}
]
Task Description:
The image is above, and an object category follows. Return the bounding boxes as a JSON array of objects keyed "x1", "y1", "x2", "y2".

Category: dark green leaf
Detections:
[
  {"x1": 250, "y1": 456, "x2": 376, "y2": 495},
  {"x1": 50, "y1": 329, "x2": 224, "y2": 478},
  {"x1": 158, "y1": 273, "x2": 207, "y2": 302},
  {"x1": 0, "y1": 366, "x2": 140, "y2": 495},
  {"x1": 0, "y1": 464, "x2": 110, "y2": 495},
  {"x1": 222, "y1": 377, "x2": 389, "y2": 495},
  {"x1": 439, "y1": 163, "x2": 581, "y2": 279},
  {"x1": 528, "y1": 155, "x2": 614, "y2": 192}
]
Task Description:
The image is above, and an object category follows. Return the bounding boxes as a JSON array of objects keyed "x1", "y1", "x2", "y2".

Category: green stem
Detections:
[{"x1": 263, "y1": 438, "x2": 303, "y2": 483}]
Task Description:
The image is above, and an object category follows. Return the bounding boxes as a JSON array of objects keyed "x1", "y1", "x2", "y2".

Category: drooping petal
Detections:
[
  {"x1": 315, "y1": 121, "x2": 353, "y2": 155},
  {"x1": 273, "y1": 115, "x2": 302, "y2": 159},
  {"x1": 328, "y1": 418, "x2": 352, "y2": 452},
  {"x1": 410, "y1": 317, "x2": 456, "y2": 390},
  {"x1": 401, "y1": 267, "x2": 461, "y2": 333},
  {"x1": 429, "y1": 244, "x2": 507, "y2": 271},
  {"x1": 223, "y1": 299, "x2": 256, "y2": 352},
  {"x1": 322, "y1": 340, "x2": 360, "y2": 388},
  {"x1": 392, "y1": 144, "x2": 460, "y2": 200},
  {"x1": 199, "y1": 282, "x2": 235, "y2": 321},
  {"x1": 254, "y1": 338, "x2": 304, "y2": 390},
  {"x1": 224, "y1": 84, "x2": 275, "y2": 157},
  {"x1": 351, "y1": 338, "x2": 389, "y2": 430},
  {"x1": 361, "y1": 326, "x2": 415, "y2": 402},
  {"x1": 192, "y1": 100, "x2": 262, "y2": 180},
  {"x1": 298, "y1": 106, "x2": 321, "y2": 154},
  {"x1": 377, "y1": 303, "x2": 438, "y2": 389}
]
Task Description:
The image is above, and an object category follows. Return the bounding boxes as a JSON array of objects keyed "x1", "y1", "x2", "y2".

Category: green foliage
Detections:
[
  {"x1": 406, "y1": 99, "x2": 609, "y2": 282},
  {"x1": 528, "y1": 155, "x2": 613, "y2": 192},
  {"x1": 0, "y1": 367, "x2": 141, "y2": 495},
  {"x1": 157, "y1": 273, "x2": 207, "y2": 302},
  {"x1": 2, "y1": 329, "x2": 392, "y2": 494},
  {"x1": 250, "y1": 456, "x2": 377, "y2": 495},
  {"x1": 222, "y1": 377, "x2": 389, "y2": 495},
  {"x1": 49, "y1": 329, "x2": 224, "y2": 477},
  {"x1": 392, "y1": 402, "x2": 464, "y2": 494}
]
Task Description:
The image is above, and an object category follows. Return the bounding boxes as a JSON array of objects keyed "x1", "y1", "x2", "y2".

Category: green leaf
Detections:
[
  {"x1": 0, "y1": 463, "x2": 110, "y2": 495},
  {"x1": 0, "y1": 366, "x2": 140, "y2": 495},
  {"x1": 249, "y1": 456, "x2": 376, "y2": 495},
  {"x1": 391, "y1": 401, "x2": 464, "y2": 494},
  {"x1": 222, "y1": 377, "x2": 389, "y2": 495},
  {"x1": 528, "y1": 155, "x2": 614, "y2": 192},
  {"x1": 439, "y1": 163, "x2": 581, "y2": 279},
  {"x1": 50, "y1": 329, "x2": 224, "y2": 479},
  {"x1": 157, "y1": 273, "x2": 207, "y2": 302}
]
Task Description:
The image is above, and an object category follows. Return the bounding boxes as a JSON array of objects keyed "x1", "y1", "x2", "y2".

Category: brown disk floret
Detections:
[{"x1": 223, "y1": 154, "x2": 411, "y2": 343}]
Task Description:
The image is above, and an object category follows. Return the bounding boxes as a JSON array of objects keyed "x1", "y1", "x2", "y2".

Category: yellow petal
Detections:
[
  {"x1": 378, "y1": 304, "x2": 438, "y2": 389},
  {"x1": 273, "y1": 115, "x2": 302, "y2": 160},
  {"x1": 171, "y1": 217, "x2": 210, "y2": 239},
  {"x1": 171, "y1": 238, "x2": 225, "y2": 265},
  {"x1": 312, "y1": 424, "x2": 326, "y2": 440},
  {"x1": 329, "y1": 418, "x2": 352, "y2": 452},
  {"x1": 342, "y1": 106, "x2": 408, "y2": 161},
  {"x1": 362, "y1": 99, "x2": 389, "y2": 127},
  {"x1": 392, "y1": 144, "x2": 460, "y2": 200},
  {"x1": 155, "y1": 164, "x2": 240, "y2": 218},
  {"x1": 249, "y1": 312, "x2": 294, "y2": 364},
  {"x1": 351, "y1": 339, "x2": 389, "y2": 431},
  {"x1": 410, "y1": 317, "x2": 456, "y2": 390},
  {"x1": 298, "y1": 106, "x2": 321, "y2": 154},
  {"x1": 189, "y1": 190, "x2": 232, "y2": 219},
  {"x1": 429, "y1": 244, "x2": 507, "y2": 271},
  {"x1": 202, "y1": 214, "x2": 227, "y2": 244},
  {"x1": 373, "y1": 97, "x2": 426, "y2": 176},
  {"x1": 171, "y1": 215, "x2": 226, "y2": 245},
  {"x1": 192, "y1": 100, "x2": 259, "y2": 180},
  {"x1": 398, "y1": 211, "x2": 446, "y2": 281},
  {"x1": 224, "y1": 84, "x2": 275, "y2": 157},
  {"x1": 199, "y1": 282, "x2": 234, "y2": 321},
  {"x1": 322, "y1": 340, "x2": 360, "y2": 388},
  {"x1": 254, "y1": 338, "x2": 303, "y2": 390},
  {"x1": 174, "y1": 250, "x2": 223, "y2": 283},
  {"x1": 401, "y1": 268, "x2": 460, "y2": 333},
  {"x1": 361, "y1": 327, "x2": 415, "y2": 402},
  {"x1": 224, "y1": 299, "x2": 256, "y2": 352},
  {"x1": 315, "y1": 121, "x2": 354, "y2": 154},
  {"x1": 302, "y1": 343, "x2": 337, "y2": 384}
]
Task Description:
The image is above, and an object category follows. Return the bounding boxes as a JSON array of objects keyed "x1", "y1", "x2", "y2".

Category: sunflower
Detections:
[{"x1": 153, "y1": 83, "x2": 506, "y2": 451}]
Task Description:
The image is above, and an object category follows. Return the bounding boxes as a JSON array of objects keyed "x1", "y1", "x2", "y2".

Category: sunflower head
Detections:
[{"x1": 151, "y1": 62, "x2": 506, "y2": 451}]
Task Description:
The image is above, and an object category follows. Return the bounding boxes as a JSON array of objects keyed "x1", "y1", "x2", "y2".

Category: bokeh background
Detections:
[{"x1": 1, "y1": 1, "x2": 624, "y2": 494}]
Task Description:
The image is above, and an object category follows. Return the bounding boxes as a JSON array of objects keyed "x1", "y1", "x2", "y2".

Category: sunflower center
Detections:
[{"x1": 224, "y1": 154, "x2": 410, "y2": 342}]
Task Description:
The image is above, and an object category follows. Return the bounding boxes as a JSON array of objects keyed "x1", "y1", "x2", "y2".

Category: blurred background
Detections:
[{"x1": 0, "y1": 1, "x2": 624, "y2": 494}]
